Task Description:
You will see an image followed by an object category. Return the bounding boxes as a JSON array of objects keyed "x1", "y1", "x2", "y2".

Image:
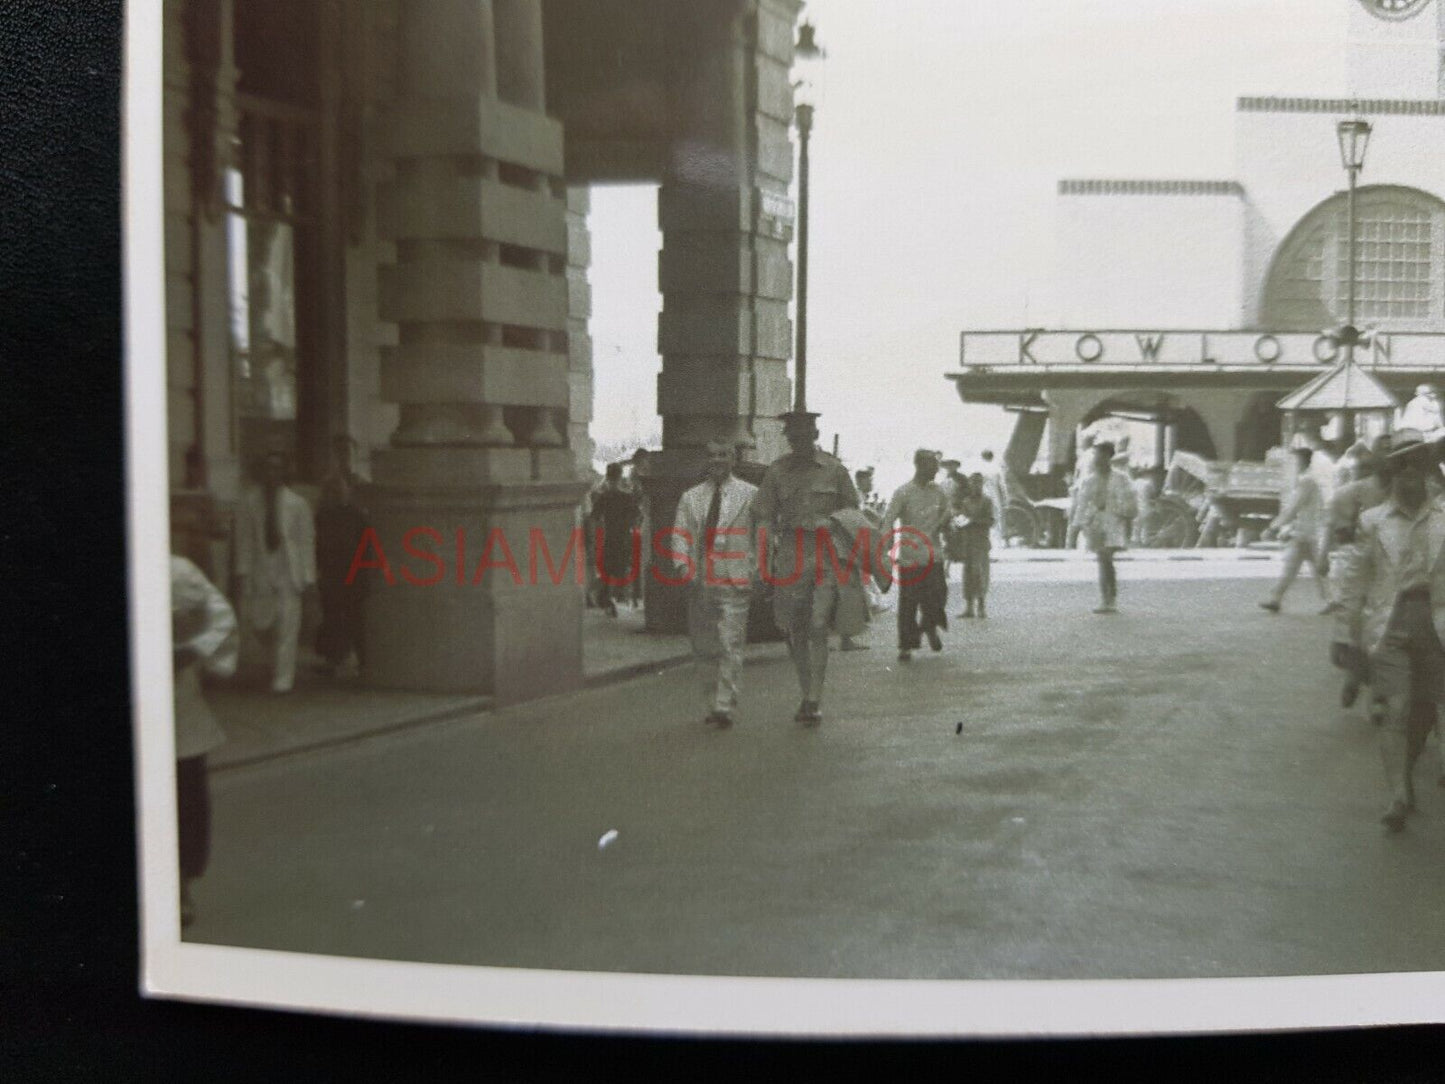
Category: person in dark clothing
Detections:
[
  {"x1": 590, "y1": 462, "x2": 641, "y2": 617},
  {"x1": 314, "y1": 435, "x2": 369, "y2": 676}
]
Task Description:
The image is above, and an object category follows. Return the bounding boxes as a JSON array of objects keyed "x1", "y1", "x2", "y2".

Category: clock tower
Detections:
[{"x1": 1347, "y1": 0, "x2": 1445, "y2": 97}]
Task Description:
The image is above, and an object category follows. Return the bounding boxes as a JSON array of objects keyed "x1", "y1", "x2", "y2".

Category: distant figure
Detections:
[
  {"x1": 1131, "y1": 468, "x2": 1157, "y2": 546},
  {"x1": 1260, "y1": 447, "x2": 1331, "y2": 615},
  {"x1": 1065, "y1": 436, "x2": 1095, "y2": 551},
  {"x1": 1326, "y1": 434, "x2": 1392, "y2": 712},
  {"x1": 1398, "y1": 383, "x2": 1445, "y2": 436},
  {"x1": 670, "y1": 440, "x2": 757, "y2": 728},
  {"x1": 952, "y1": 472, "x2": 995, "y2": 619},
  {"x1": 1195, "y1": 493, "x2": 1236, "y2": 549},
  {"x1": 883, "y1": 449, "x2": 952, "y2": 661},
  {"x1": 1069, "y1": 441, "x2": 1137, "y2": 614},
  {"x1": 235, "y1": 450, "x2": 315, "y2": 694},
  {"x1": 314, "y1": 435, "x2": 369, "y2": 678},
  {"x1": 937, "y1": 458, "x2": 964, "y2": 506},
  {"x1": 171, "y1": 553, "x2": 237, "y2": 927},
  {"x1": 589, "y1": 463, "x2": 640, "y2": 618},
  {"x1": 980, "y1": 449, "x2": 1009, "y2": 544}
]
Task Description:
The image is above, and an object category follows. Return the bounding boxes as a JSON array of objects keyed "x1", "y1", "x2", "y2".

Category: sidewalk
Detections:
[
  {"x1": 208, "y1": 604, "x2": 692, "y2": 771},
  {"x1": 993, "y1": 545, "x2": 1281, "y2": 563}
]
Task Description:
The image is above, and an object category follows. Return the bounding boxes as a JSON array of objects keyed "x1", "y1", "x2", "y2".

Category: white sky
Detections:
[{"x1": 587, "y1": 0, "x2": 1347, "y2": 491}]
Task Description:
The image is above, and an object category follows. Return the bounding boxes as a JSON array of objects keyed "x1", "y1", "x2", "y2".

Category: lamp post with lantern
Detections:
[
  {"x1": 1336, "y1": 115, "x2": 1373, "y2": 362},
  {"x1": 792, "y1": 20, "x2": 824, "y2": 411}
]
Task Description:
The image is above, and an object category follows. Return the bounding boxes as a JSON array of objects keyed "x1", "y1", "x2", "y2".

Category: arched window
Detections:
[{"x1": 1260, "y1": 185, "x2": 1445, "y2": 331}]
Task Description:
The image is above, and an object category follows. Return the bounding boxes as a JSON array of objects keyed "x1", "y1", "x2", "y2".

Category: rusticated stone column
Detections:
[
  {"x1": 644, "y1": 0, "x2": 801, "y2": 632},
  {"x1": 367, "y1": 0, "x2": 586, "y2": 698},
  {"x1": 565, "y1": 186, "x2": 594, "y2": 472}
]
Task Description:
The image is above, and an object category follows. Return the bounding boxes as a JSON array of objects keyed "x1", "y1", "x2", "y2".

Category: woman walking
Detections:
[{"x1": 953, "y1": 473, "x2": 995, "y2": 619}]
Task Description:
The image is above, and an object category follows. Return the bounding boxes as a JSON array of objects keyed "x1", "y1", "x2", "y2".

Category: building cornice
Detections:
[
  {"x1": 1238, "y1": 96, "x2": 1445, "y2": 116},
  {"x1": 1057, "y1": 179, "x2": 1243, "y2": 197}
]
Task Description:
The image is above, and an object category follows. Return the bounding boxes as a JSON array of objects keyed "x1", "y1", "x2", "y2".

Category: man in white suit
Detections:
[
  {"x1": 235, "y1": 450, "x2": 316, "y2": 693},
  {"x1": 1334, "y1": 430, "x2": 1445, "y2": 832},
  {"x1": 670, "y1": 439, "x2": 757, "y2": 728}
]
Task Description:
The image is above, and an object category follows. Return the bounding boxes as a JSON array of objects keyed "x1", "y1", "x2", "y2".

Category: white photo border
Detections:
[{"x1": 125, "y1": 0, "x2": 1445, "y2": 1037}]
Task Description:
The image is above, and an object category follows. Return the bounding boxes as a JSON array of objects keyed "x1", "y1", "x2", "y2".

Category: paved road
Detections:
[{"x1": 192, "y1": 576, "x2": 1445, "y2": 980}]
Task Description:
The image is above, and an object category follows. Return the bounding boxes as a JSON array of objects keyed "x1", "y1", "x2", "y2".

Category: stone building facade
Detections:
[{"x1": 164, "y1": 0, "x2": 804, "y2": 696}]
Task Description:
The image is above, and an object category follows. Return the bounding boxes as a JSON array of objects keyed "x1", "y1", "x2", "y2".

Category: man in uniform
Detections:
[{"x1": 752, "y1": 409, "x2": 861, "y2": 725}]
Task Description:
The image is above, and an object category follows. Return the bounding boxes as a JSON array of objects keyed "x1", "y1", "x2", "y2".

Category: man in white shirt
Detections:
[
  {"x1": 1397, "y1": 383, "x2": 1445, "y2": 436},
  {"x1": 1260, "y1": 447, "x2": 1331, "y2": 615},
  {"x1": 235, "y1": 450, "x2": 316, "y2": 693},
  {"x1": 1068, "y1": 441, "x2": 1137, "y2": 614},
  {"x1": 670, "y1": 440, "x2": 757, "y2": 728},
  {"x1": 882, "y1": 449, "x2": 952, "y2": 660}
]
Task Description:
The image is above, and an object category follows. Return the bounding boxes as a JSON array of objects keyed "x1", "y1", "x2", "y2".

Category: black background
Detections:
[{"x1": 3, "y1": 1, "x2": 1445, "y2": 1077}]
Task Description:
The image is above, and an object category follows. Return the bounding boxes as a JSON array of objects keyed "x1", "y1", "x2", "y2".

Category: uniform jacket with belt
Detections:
[
  {"x1": 670, "y1": 474, "x2": 758, "y2": 588},
  {"x1": 1334, "y1": 497, "x2": 1445, "y2": 654}
]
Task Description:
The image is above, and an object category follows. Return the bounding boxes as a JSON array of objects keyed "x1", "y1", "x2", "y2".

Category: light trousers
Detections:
[
  {"x1": 689, "y1": 585, "x2": 750, "y2": 715},
  {"x1": 1270, "y1": 536, "x2": 1329, "y2": 605}
]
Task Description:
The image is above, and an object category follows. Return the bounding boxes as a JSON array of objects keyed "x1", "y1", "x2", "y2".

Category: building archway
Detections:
[
  {"x1": 1260, "y1": 184, "x2": 1445, "y2": 332},
  {"x1": 1079, "y1": 394, "x2": 1218, "y2": 466},
  {"x1": 1236, "y1": 390, "x2": 1283, "y2": 461}
]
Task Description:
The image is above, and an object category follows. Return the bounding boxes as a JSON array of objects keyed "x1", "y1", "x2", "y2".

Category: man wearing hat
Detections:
[
  {"x1": 669, "y1": 439, "x2": 758, "y2": 729},
  {"x1": 752, "y1": 410, "x2": 861, "y2": 724},
  {"x1": 1333, "y1": 428, "x2": 1445, "y2": 832}
]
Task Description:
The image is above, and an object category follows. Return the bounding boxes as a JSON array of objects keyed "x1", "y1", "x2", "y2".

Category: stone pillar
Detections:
[
  {"x1": 565, "y1": 186, "x2": 594, "y2": 472},
  {"x1": 368, "y1": 0, "x2": 586, "y2": 699},
  {"x1": 646, "y1": 0, "x2": 800, "y2": 631},
  {"x1": 166, "y1": 0, "x2": 240, "y2": 580}
]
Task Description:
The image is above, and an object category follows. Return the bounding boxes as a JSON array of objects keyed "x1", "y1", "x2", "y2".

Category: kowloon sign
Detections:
[{"x1": 958, "y1": 330, "x2": 1445, "y2": 370}]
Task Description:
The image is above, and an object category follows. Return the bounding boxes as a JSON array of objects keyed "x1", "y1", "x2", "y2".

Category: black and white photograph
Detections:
[{"x1": 125, "y1": 0, "x2": 1445, "y2": 1036}]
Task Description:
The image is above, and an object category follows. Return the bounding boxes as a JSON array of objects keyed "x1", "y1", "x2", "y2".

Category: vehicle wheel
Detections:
[{"x1": 1002, "y1": 502, "x2": 1040, "y2": 548}]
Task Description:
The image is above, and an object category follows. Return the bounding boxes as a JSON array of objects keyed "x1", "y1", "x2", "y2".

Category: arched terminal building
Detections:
[{"x1": 952, "y1": 0, "x2": 1445, "y2": 482}]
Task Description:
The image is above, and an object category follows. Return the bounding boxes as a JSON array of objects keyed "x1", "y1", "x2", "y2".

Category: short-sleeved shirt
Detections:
[
  {"x1": 753, "y1": 447, "x2": 859, "y2": 569},
  {"x1": 883, "y1": 479, "x2": 952, "y2": 549}
]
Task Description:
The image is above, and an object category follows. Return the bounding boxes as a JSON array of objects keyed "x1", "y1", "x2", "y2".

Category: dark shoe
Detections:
[
  {"x1": 704, "y1": 711, "x2": 733, "y2": 729},
  {"x1": 794, "y1": 700, "x2": 821, "y2": 725},
  {"x1": 927, "y1": 629, "x2": 943, "y2": 652},
  {"x1": 1092, "y1": 604, "x2": 1117, "y2": 615},
  {"x1": 978, "y1": 602, "x2": 987, "y2": 619},
  {"x1": 1381, "y1": 801, "x2": 1409, "y2": 833},
  {"x1": 959, "y1": 608, "x2": 975, "y2": 619},
  {"x1": 605, "y1": 601, "x2": 619, "y2": 618},
  {"x1": 898, "y1": 649, "x2": 912, "y2": 662},
  {"x1": 1259, "y1": 600, "x2": 1281, "y2": 614},
  {"x1": 1321, "y1": 602, "x2": 1342, "y2": 615}
]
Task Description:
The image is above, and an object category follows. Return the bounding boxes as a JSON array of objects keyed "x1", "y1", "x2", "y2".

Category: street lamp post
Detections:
[
  {"x1": 1336, "y1": 116, "x2": 1373, "y2": 359},
  {"x1": 792, "y1": 21, "x2": 823, "y2": 412}
]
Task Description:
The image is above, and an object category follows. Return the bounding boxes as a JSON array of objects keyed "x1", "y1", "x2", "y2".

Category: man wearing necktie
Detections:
[{"x1": 670, "y1": 440, "x2": 758, "y2": 728}]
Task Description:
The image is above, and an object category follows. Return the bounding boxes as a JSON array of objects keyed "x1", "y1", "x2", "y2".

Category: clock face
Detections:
[{"x1": 1359, "y1": 0, "x2": 1430, "y2": 20}]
